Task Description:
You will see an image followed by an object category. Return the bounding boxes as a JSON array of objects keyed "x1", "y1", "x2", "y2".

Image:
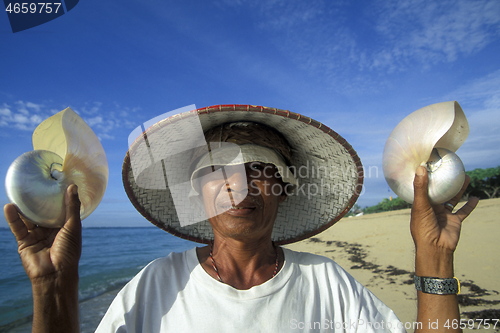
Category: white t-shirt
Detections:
[{"x1": 96, "y1": 248, "x2": 405, "y2": 332}]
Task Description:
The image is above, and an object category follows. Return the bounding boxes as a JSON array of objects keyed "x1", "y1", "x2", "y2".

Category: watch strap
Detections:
[{"x1": 414, "y1": 276, "x2": 460, "y2": 295}]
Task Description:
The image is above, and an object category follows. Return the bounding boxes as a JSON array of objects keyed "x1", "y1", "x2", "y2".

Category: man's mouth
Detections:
[
  {"x1": 220, "y1": 203, "x2": 255, "y2": 210},
  {"x1": 218, "y1": 199, "x2": 259, "y2": 216}
]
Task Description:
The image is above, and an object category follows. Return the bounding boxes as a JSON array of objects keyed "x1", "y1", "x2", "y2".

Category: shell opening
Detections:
[
  {"x1": 426, "y1": 148, "x2": 443, "y2": 173},
  {"x1": 50, "y1": 163, "x2": 63, "y2": 180}
]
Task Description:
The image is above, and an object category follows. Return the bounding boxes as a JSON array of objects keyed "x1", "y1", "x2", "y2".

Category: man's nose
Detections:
[{"x1": 223, "y1": 165, "x2": 250, "y2": 193}]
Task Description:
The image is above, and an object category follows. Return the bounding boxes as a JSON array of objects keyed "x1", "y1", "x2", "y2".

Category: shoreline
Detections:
[{"x1": 79, "y1": 289, "x2": 121, "y2": 333}]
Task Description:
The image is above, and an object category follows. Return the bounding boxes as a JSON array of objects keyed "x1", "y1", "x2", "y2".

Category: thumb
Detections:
[
  {"x1": 413, "y1": 165, "x2": 430, "y2": 208},
  {"x1": 65, "y1": 184, "x2": 82, "y2": 233}
]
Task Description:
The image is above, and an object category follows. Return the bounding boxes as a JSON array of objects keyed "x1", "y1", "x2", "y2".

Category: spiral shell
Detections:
[
  {"x1": 5, "y1": 108, "x2": 108, "y2": 227},
  {"x1": 382, "y1": 101, "x2": 468, "y2": 204}
]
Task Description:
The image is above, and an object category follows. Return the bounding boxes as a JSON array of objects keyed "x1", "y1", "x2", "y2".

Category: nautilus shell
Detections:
[
  {"x1": 383, "y1": 101, "x2": 469, "y2": 204},
  {"x1": 5, "y1": 108, "x2": 108, "y2": 227}
]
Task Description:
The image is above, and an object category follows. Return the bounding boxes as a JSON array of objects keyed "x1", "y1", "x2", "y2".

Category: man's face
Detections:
[{"x1": 198, "y1": 162, "x2": 287, "y2": 241}]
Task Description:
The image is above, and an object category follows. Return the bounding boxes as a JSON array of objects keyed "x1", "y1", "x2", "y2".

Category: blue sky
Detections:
[{"x1": 1, "y1": 0, "x2": 499, "y2": 228}]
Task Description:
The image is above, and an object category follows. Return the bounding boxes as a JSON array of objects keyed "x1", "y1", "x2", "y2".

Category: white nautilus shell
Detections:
[
  {"x1": 5, "y1": 108, "x2": 108, "y2": 227},
  {"x1": 383, "y1": 101, "x2": 469, "y2": 204}
]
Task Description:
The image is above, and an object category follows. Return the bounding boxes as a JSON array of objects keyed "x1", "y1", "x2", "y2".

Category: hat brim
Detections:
[{"x1": 122, "y1": 105, "x2": 363, "y2": 245}]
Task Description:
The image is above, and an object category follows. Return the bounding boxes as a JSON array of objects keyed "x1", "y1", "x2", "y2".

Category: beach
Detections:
[
  {"x1": 6, "y1": 198, "x2": 499, "y2": 333},
  {"x1": 287, "y1": 197, "x2": 500, "y2": 332}
]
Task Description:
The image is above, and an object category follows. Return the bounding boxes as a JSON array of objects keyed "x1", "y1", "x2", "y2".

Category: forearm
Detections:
[
  {"x1": 31, "y1": 272, "x2": 80, "y2": 333},
  {"x1": 415, "y1": 247, "x2": 461, "y2": 332}
]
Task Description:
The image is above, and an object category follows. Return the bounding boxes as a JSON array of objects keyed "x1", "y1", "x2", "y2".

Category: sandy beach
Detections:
[{"x1": 287, "y1": 197, "x2": 500, "y2": 332}]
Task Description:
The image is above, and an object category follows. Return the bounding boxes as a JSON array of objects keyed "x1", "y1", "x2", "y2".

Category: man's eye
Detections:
[{"x1": 250, "y1": 163, "x2": 265, "y2": 170}]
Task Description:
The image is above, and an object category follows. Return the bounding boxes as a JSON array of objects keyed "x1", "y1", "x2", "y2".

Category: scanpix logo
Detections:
[{"x1": 3, "y1": 0, "x2": 79, "y2": 32}]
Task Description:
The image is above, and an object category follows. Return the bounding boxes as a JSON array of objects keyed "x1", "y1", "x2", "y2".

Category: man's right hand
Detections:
[{"x1": 4, "y1": 184, "x2": 82, "y2": 282}]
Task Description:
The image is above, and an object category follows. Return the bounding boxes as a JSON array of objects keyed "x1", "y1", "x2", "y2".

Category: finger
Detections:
[
  {"x1": 454, "y1": 196, "x2": 479, "y2": 222},
  {"x1": 444, "y1": 175, "x2": 471, "y2": 208},
  {"x1": 4, "y1": 204, "x2": 29, "y2": 242},
  {"x1": 64, "y1": 185, "x2": 82, "y2": 233},
  {"x1": 443, "y1": 202, "x2": 455, "y2": 212},
  {"x1": 24, "y1": 219, "x2": 37, "y2": 231},
  {"x1": 412, "y1": 165, "x2": 430, "y2": 208},
  {"x1": 459, "y1": 175, "x2": 471, "y2": 196},
  {"x1": 411, "y1": 165, "x2": 436, "y2": 236}
]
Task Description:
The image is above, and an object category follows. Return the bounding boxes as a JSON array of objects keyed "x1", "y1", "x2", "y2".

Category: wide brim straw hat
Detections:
[{"x1": 123, "y1": 104, "x2": 363, "y2": 245}]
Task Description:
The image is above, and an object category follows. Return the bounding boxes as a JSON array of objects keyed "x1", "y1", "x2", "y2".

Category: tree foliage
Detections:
[
  {"x1": 363, "y1": 197, "x2": 411, "y2": 214},
  {"x1": 465, "y1": 166, "x2": 500, "y2": 199},
  {"x1": 346, "y1": 203, "x2": 363, "y2": 216},
  {"x1": 359, "y1": 167, "x2": 500, "y2": 215}
]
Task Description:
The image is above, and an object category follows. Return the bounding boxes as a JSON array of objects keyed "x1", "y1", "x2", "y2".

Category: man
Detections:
[{"x1": 5, "y1": 105, "x2": 478, "y2": 332}]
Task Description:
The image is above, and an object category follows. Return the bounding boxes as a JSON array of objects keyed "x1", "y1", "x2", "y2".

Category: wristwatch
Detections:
[{"x1": 414, "y1": 276, "x2": 460, "y2": 295}]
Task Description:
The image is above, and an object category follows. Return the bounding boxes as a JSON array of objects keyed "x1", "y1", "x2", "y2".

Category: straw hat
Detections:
[{"x1": 122, "y1": 105, "x2": 363, "y2": 245}]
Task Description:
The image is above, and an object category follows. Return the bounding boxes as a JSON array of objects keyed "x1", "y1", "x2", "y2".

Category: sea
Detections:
[{"x1": 0, "y1": 227, "x2": 197, "y2": 332}]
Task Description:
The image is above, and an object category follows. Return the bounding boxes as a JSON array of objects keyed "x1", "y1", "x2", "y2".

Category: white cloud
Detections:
[
  {"x1": 0, "y1": 103, "x2": 43, "y2": 132},
  {"x1": 15, "y1": 100, "x2": 44, "y2": 113},
  {"x1": 370, "y1": 0, "x2": 500, "y2": 69},
  {"x1": 219, "y1": 0, "x2": 500, "y2": 94},
  {"x1": 445, "y1": 69, "x2": 500, "y2": 106},
  {"x1": 0, "y1": 107, "x2": 11, "y2": 116},
  {"x1": 439, "y1": 70, "x2": 500, "y2": 169},
  {"x1": 13, "y1": 113, "x2": 29, "y2": 124},
  {"x1": 0, "y1": 103, "x2": 46, "y2": 131},
  {"x1": 98, "y1": 133, "x2": 115, "y2": 140},
  {"x1": 251, "y1": 0, "x2": 327, "y2": 31},
  {"x1": 81, "y1": 104, "x2": 142, "y2": 136},
  {"x1": 81, "y1": 101, "x2": 103, "y2": 115},
  {"x1": 16, "y1": 107, "x2": 29, "y2": 116},
  {"x1": 25, "y1": 101, "x2": 43, "y2": 112},
  {"x1": 0, "y1": 100, "x2": 140, "y2": 141},
  {"x1": 30, "y1": 114, "x2": 43, "y2": 124},
  {"x1": 86, "y1": 116, "x2": 104, "y2": 127}
]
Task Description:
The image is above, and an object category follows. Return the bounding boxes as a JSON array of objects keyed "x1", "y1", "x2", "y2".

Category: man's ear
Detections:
[{"x1": 279, "y1": 183, "x2": 293, "y2": 203}]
